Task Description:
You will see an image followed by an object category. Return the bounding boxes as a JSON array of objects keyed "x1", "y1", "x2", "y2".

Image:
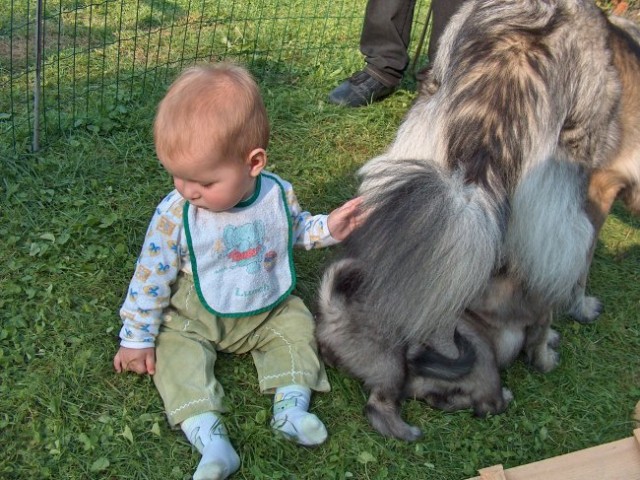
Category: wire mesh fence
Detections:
[{"x1": 1, "y1": 0, "x2": 431, "y2": 156}]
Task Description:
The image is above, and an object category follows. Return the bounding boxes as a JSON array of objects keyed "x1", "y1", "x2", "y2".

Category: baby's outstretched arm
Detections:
[
  {"x1": 327, "y1": 197, "x2": 367, "y2": 241},
  {"x1": 113, "y1": 346, "x2": 156, "y2": 375}
]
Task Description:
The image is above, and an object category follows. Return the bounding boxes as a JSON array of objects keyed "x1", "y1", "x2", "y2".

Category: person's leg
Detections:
[
  {"x1": 244, "y1": 296, "x2": 330, "y2": 446},
  {"x1": 174, "y1": 290, "x2": 328, "y2": 447},
  {"x1": 328, "y1": 0, "x2": 416, "y2": 106},
  {"x1": 154, "y1": 323, "x2": 240, "y2": 480},
  {"x1": 427, "y1": 0, "x2": 468, "y2": 62},
  {"x1": 271, "y1": 384, "x2": 328, "y2": 446},
  {"x1": 181, "y1": 412, "x2": 240, "y2": 480},
  {"x1": 153, "y1": 274, "x2": 242, "y2": 479},
  {"x1": 360, "y1": 0, "x2": 417, "y2": 85}
]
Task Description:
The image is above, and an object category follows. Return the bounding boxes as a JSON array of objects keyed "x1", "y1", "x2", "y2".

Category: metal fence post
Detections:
[{"x1": 33, "y1": 0, "x2": 44, "y2": 152}]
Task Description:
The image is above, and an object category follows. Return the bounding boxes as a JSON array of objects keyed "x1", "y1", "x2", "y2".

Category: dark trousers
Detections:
[
  {"x1": 428, "y1": 0, "x2": 468, "y2": 61},
  {"x1": 360, "y1": 0, "x2": 467, "y2": 86}
]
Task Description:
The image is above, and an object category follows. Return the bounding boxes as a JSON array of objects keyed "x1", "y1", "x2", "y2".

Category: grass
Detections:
[{"x1": 1, "y1": 1, "x2": 640, "y2": 479}]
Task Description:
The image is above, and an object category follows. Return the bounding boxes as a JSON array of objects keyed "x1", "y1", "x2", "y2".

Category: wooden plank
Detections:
[
  {"x1": 468, "y1": 430, "x2": 640, "y2": 480},
  {"x1": 478, "y1": 464, "x2": 507, "y2": 480}
]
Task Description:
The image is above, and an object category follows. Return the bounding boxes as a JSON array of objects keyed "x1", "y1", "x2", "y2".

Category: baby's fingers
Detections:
[
  {"x1": 127, "y1": 359, "x2": 149, "y2": 375},
  {"x1": 145, "y1": 354, "x2": 156, "y2": 375},
  {"x1": 113, "y1": 355, "x2": 124, "y2": 373}
]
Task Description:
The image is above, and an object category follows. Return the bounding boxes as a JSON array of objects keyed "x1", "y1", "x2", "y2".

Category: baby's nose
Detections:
[{"x1": 183, "y1": 182, "x2": 201, "y2": 200}]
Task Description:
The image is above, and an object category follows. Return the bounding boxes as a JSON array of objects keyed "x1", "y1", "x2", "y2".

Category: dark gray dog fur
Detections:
[{"x1": 316, "y1": 0, "x2": 640, "y2": 441}]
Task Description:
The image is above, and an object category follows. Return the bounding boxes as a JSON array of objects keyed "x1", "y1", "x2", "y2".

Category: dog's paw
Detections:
[
  {"x1": 547, "y1": 328, "x2": 561, "y2": 349},
  {"x1": 473, "y1": 390, "x2": 511, "y2": 416},
  {"x1": 371, "y1": 418, "x2": 423, "y2": 442},
  {"x1": 501, "y1": 387, "x2": 514, "y2": 404},
  {"x1": 526, "y1": 327, "x2": 561, "y2": 373},
  {"x1": 529, "y1": 340, "x2": 560, "y2": 373},
  {"x1": 403, "y1": 425, "x2": 424, "y2": 442},
  {"x1": 365, "y1": 403, "x2": 423, "y2": 442},
  {"x1": 569, "y1": 295, "x2": 603, "y2": 324}
]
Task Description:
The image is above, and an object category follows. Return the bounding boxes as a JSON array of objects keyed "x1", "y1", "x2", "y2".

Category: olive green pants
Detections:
[{"x1": 153, "y1": 274, "x2": 330, "y2": 426}]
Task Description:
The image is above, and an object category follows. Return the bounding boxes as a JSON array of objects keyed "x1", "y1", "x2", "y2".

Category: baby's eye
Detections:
[{"x1": 201, "y1": 183, "x2": 214, "y2": 188}]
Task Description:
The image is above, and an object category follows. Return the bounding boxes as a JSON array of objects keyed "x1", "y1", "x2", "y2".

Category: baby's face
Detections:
[{"x1": 162, "y1": 150, "x2": 257, "y2": 212}]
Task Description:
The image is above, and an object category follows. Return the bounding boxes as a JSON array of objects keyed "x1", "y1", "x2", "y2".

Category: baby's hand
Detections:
[
  {"x1": 113, "y1": 346, "x2": 156, "y2": 375},
  {"x1": 327, "y1": 197, "x2": 367, "y2": 241}
]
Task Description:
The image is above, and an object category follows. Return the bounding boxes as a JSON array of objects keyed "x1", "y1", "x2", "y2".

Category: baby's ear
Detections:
[{"x1": 246, "y1": 148, "x2": 267, "y2": 177}]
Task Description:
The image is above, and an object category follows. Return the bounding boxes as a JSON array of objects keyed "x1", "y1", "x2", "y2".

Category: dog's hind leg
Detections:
[
  {"x1": 567, "y1": 227, "x2": 602, "y2": 324},
  {"x1": 571, "y1": 19, "x2": 640, "y2": 322},
  {"x1": 524, "y1": 311, "x2": 560, "y2": 373},
  {"x1": 406, "y1": 319, "x2": 513, "y2": 417},
  {"x1": 411, "y1": 369, "x2": 513, "y2": 417},
  {"x1": 317, "y1": 260, "x2": 422, "y2": 441},
  {"x1": 569, "y1": 169, "x2": 631, "y2": 323},
  {"x1": 365, "y1": 381, "x2": 422, "y2": 442},
  {"x1": 444, "y1": 385, "x2": 514, "y2": 417},
  {"x1": 568, "y1": 273, "x2": 603, "y2": 324},
  {"x1": 360, "y1": 346, "x2": 423, "y2": 441}
]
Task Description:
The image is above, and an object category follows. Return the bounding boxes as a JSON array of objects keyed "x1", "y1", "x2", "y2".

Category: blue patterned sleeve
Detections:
[
  {"x1": 118, "y1": 191, "x2": 186, "y2": 348},
  {"x1": 285, "y1": 183, "x2": 339, "y2": 250}
]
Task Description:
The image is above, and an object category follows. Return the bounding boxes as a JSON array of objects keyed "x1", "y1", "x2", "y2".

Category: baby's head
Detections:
[{"x1": 154, "y1": 63, "x2": 270, "y2": 211}]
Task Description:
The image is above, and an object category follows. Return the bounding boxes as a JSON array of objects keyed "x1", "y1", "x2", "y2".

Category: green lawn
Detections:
[{"x1": 1, "y1": 1, "x2": 639, "y2": 479}]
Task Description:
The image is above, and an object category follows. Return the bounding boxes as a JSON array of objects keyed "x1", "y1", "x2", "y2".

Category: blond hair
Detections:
[{"x1": 154, "y1": 62, "x2": 270, "y2": 163}]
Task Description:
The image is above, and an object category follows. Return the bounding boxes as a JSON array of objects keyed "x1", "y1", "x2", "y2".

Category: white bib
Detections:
[{"x1": 184, "y1": 173, "x2": 296, "y2": 317}]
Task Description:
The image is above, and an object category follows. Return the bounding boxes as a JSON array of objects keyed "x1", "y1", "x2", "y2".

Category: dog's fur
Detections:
[{"x1": 316, "y1": 0, "x2": 640, "y2": 441}]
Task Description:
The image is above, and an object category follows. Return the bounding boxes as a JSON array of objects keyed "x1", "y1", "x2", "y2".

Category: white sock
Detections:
[
  {"x1": 271, "y1": 385, "x2": 327, "y2": 447},
  {"x1": 181, "y1": 412, "x2": 240, "y2": 480}
]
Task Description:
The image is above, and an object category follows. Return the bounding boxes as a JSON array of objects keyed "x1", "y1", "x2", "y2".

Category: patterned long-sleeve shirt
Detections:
[{"x1": 119, "y1": 173, "x2": 337, "y2": 348}]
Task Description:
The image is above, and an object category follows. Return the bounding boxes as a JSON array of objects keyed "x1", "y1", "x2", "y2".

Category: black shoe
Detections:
[{"x1": 328, "y1": 71, "x2": 397, "y2": 107}]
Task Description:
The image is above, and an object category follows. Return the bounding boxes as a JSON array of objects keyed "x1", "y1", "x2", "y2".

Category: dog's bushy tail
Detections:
[
  {"x1": 319, "y1": 257, "x2": 477, "y2": 380},
  {"x1": 506, "y1": 159, "x2": 594, "y2": 306},
  {"x1": 317, "y1": 258, "x2": 367, "y2": 335},
  {"x1": 339, "y1": 159, "x2": 508, "y2": 346}
]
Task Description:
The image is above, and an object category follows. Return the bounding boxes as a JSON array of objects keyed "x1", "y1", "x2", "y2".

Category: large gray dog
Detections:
[{"x1": 316, "y1": 0, "x2": 640, "y2": 441}]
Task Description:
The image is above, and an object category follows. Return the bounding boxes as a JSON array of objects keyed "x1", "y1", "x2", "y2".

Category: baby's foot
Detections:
[
  {"x1": 181, "y1": 413, "x2": 240, "y2": 480},
  {"x1": 272, "y1": 409, "x2": 327, "y2": 446},
  {"x1": 193, "y1": 439, "x2": 240, "y2": 480}
]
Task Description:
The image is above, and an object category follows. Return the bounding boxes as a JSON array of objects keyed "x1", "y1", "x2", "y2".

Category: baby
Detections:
[{"x1": 113, "y1": 63, "x2": 363, "y2": 479}]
